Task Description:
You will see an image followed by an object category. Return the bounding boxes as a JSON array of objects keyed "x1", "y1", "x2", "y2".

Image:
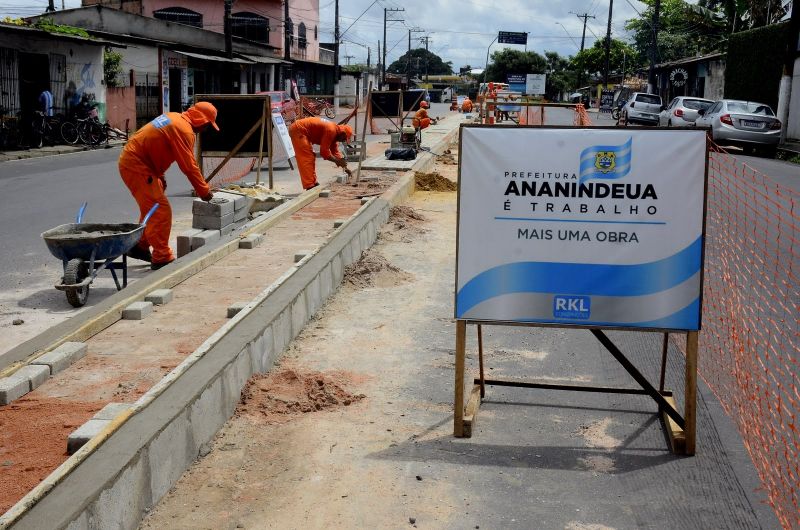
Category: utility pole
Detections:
[
  {"x1": 377, "y1": 40, "x2": 381, "y2": 87},
  {"x1": 407, "y1": 27, "x2": 423, "y2": 83},
  {"x1": 284, "y1": 0, "x2": 291, "y2": 62},
  {"x1": 224, "y1": 0, "x2": 232, "y2": 58},
  {"x1": 344, "y1": 55, "x2": 354, "y2": 65},
  {"x1": 647, "y1": 0, "x2": 661, "y2": 94},
  {"x1": 334, "y1": 0, "x2": 340, "y2": 80},
  {"x1": 420, "y1": 35, "x2": 431, "y2": 84},
  {"x1": 382, "y1": 7, "x2": 404, "y2": 89},
  {"x1": 46, "y1": 0, "x2": 54, "y2": 12},
  {"x1": 603, "y1": 0, "x2": 613, "y2": 87},
  {"x1": 571, "y1": 11, "x2": 595, "y2": 89}
]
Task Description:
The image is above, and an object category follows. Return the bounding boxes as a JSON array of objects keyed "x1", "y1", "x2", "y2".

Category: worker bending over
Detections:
[
  {"x1": 412, "y1": 101, "x2": 437, "y2": 130},
  {"x1": 288, "y1": 117, "x2": 353, "y2": 190},
  {"x1": 461, "y1": 97, "x2": 473, "y2": 113},
  {"x1": 119, "y1": 102, "x2": 218, "y2": 270}
]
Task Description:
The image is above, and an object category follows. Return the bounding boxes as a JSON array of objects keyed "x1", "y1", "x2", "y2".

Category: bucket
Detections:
[{"x1": 390, "y1": 132, "x2": 401, "y2": 148}]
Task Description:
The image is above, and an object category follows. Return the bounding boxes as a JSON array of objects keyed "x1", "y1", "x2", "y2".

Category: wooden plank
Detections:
[
  {"x1": 662, "y1": 395, "x2": 686, "y2": 454},
  {"x1": 462, "y1": 384, "x2": 482, "y2": 438},
  {"x1": 685, "y1": 331, "x2": 698, "y2": 455},
  {"x1": 454, "y1": 320, "x2": 467, "y2": 437}
]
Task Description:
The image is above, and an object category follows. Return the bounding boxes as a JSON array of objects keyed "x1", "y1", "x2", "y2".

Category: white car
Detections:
[
  {"x1": 621, "y1": 93, "x2": 662, "y2": 125},
  {"x1": 659, "y1": 96, "x2": 714, "y2": 127}
]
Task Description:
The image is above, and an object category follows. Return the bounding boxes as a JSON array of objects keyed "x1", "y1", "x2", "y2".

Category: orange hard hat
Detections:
[
  {"x1": 420, "y1": 101, "x2": 430, "y2": 109},
  {"x1": 185, "y1": 101, "x2": 219, "y2": 131}
]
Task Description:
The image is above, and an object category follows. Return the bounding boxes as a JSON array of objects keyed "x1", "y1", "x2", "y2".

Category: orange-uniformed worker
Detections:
[
  {"x1": 288, "y1": 117, "x2": 353, "y2": 190},
  {"x1": 412, "y1": 101, "x2": 437, "y2": 130},
  {"x1": 118, "y1": 102, "x2": 218, "y2": 270},
  {"x1": 461, "y1": 97, "x2": 473, "y2": 113}
]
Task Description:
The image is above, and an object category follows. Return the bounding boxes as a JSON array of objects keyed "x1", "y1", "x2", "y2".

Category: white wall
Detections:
[{"x1": 788, "y1": 57, "x2": 800, "y2": 141}]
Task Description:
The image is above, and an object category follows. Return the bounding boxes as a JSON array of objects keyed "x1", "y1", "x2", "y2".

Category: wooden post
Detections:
[
  {"x1": 454, "y1": 320, "x2": 467, "y2": 437},
  {"x1": 659, "y1": 332, "x2": 669, "y2": 392},
  {"x1": 477, "y1": 324, "x2": 485, "y2": 398},
  {"x1": 684, "y1": 330, "x2": 698, "y2": 455},
  {"x1": 354, "y1": 81, "x2": 372, "y2": 184},
  {"x1": 267, "y1": 106, "x2": 274, "y2": 189},
  {"x1": 255, "y1": 100, "x2": 267, "y2": 185}
]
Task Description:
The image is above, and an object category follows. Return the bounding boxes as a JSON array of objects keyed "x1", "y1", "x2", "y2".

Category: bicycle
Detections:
[
  {"x1": 302, "y1": 97, "x2": 336, "y2": 119},
  {"x1": 31, "y1": 110, "x2": 66, "y2": 148}
]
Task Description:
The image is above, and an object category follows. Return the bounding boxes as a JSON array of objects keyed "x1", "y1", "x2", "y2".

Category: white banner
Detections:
[
  {"x1": 526, "y1": 74, "x2": 546, "y2": 95},
  {"x1": 271, "y1": 111, "x2": 296, "y2": 162},
  {"x1": 456, "y1": 127, "x2": 707, "y2": 331}
]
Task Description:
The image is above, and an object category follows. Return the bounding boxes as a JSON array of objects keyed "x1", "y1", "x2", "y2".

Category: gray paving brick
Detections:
[
  {"x1": 227, "y1": 302, "x2": 248, "y2": 318},
  {"x1": 0, "y1": 373, "x2": 29, "y2": 405},
  {"x1": 177, "y1": 229, "x2": 204, "y2": 258},
  {"x1": 31, "y1": 342, "x2": 88, "y2": 375},
  {"x1": 191, "y1": 230, "x2": 220, "y2": 250},
  {"x1": 192, "y1": 197, "x2": 234, "y2": 217},
  {"x1": 239, "y1": 234, "x2": 264, "y2": 249},
  {"x1": 17, "y1": 364, "x2": 50, "y2": 391},
  {"x1": 122, "y1": 301, "x2": 153, "y2": 320},
  {"x1": 220, "y1": 224, "x2": 235, "y2": 237},
  {"x1": 67, "y1": 419, "x2": 110, "y2": 454},
  {"x1": 193, "y1": 212, "x2": 234, "y2": 230},
  {"x1": 233, "y1": 207, "x2": 249, "y2": 223},
  {"x1": 319, "y1": 189, "x2": 331, "y2": 197},
  {"x1": 215, "y1": 191, "x2": 250, "y2": 211},
  {"x1": 93, "y1": 402, "x2": 131, "y2": 421},
  {"x1": 145, "y1": 289, "x2": 173, "y2": 305}
]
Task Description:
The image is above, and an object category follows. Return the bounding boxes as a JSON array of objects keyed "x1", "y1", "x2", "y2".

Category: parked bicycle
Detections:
[
  {"x1": 302, "y1": 97, "x2": 336, "y2": 119},
  {"x1": 30, "y1": 110, "x2": 67, "y2": 148}
]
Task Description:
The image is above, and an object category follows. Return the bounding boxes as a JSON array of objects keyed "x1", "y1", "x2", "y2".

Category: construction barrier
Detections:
[
  {"x1": 203, "y1": 157, "x2": 256, "y2": 188},
  {"x1": 672, "y1": 144, "x2": 799, "y2": 528},
  {"x1": 573, "y1": 103, "x2": 593, "y2": 126}
]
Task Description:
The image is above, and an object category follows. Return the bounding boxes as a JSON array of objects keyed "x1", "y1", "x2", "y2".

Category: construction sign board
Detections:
[
  {"x1": 525, "y1": 74, "x2": 546, "y2": 95},
  {"x1": 271, "y1": 111, "x2": 295, "y2": 161},
  {"x1": 455, "y1": 126, "x2": 708, "y2": 331},
  {"x1": 498, "y1": 31, "x2": 527, "y2": 45}
]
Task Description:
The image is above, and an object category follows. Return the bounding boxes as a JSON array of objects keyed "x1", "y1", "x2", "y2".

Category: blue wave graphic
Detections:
[
  {"x1": 579, "y1": 137, "x2": 632, "y2": 183},
  {"x1": 456, "y1": 236, "x2": 702, "y2": 317}
]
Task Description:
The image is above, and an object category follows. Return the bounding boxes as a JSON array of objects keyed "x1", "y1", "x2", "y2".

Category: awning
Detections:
[
  {"x1": 242, "y1": 54, "x2": 290, "y2": 65},
  {"x1": 178, "y1": 51, "x2": 253, "y2": 64}
]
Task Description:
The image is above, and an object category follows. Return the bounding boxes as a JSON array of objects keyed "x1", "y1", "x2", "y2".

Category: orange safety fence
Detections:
[
  {"x1": 671, "y1": 143, "x2": 799, "y2": 529},
  {"x1": 573, "y1": 104, "x2": 593, "y2": 126},
  {"x1": 203, "y1": 157, "x2": 256, "y2": 189},
  {"x1": 519, "y1": 105, "x2": 544, "y2": 125}
]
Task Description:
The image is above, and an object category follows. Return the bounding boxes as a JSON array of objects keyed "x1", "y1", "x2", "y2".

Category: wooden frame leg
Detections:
[
  {"x1": 659, "y1": 332, "x2": 669, "y2": 392},
  {"x1": 454, "y1": 320, "x2": 467, "y2": 437},
  {"x1": 477, "y1": 324, "x2": 485, "y2": 398},
  {"x1": 684, "y1": 331, "x2": 698, "y2": 455}
]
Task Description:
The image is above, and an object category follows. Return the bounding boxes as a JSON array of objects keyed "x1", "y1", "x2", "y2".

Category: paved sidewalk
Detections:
[{"x1": 0, "y1": 140, "x2": 125, "y2": 163}]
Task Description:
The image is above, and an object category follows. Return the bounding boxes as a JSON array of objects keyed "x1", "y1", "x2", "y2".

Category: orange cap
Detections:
[
  {"x1": 337, "y1": 124, "x2": 353, "y2": 141},
  {"x1": 420, "y1": 101, "x2": 430, "y2": 109},
  {"x1": 185, "y1": 101, "x2": 220, "y2": 131}
]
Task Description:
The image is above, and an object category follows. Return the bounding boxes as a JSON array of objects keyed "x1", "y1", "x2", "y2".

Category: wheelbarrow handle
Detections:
[
  {"x1": 141, "y1": 203, "x2": 160, "y2": 226},
  {"x1": 76, "y1": 202, "x2": 88, "y2": 223}
]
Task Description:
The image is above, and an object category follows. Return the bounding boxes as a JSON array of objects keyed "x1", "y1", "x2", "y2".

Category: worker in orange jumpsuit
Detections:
[
  {"x1": 118, "y1": 101, "x2": 218, "y2": 270},
  {"x1": 412, "y1": 101, "x2": 437, "y2": 130},
  {"x1": 288, "y1": 117, "x2": 353, "y2": 190},
  {"x1": 461, "y1": 97, "x2": 473, "y2": 113}
]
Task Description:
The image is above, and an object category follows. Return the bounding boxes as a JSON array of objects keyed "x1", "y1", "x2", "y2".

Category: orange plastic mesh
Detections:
[
  {"x1": 573, "y1": 104, "x2": 593, "y2": 126},
  {"x1": 672, "y1": 143, "x2": 799, "y2": 529},
  {"x1": 203, "y1": 157, "x2": 255, "y2": 188}
]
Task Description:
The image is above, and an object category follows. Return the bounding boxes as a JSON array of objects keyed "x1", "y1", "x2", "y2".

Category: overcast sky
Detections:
[{"x1": 1, "y1": 0, "x2": 651, "y2": 70}]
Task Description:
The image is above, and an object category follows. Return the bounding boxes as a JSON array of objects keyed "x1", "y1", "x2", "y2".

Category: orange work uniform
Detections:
[
  {"x1": 119, "y1": 109, "x2": 212, "y2": 265},
  {"x1": 288, "y1": 117, "x2": 350, "y2": 190},
  {"x1": 412, "y1": 108, "x2": 432, "y2": 129},
  {"x1": 462, "y1": 98, "x2": 473, "y2": 113}
]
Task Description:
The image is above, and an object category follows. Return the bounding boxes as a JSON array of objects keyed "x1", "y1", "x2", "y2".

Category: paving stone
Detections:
[
  {"x1": 294, "y1": 251, "x2": 311, "y2": 263},
  {"x1": 122, "y1": 301, "x2": 153, "y2": 320},
  {"x1": 31, "y1": 342, "x2": 88, "y2": 375},
  {"x1": 93, "y1": 402, "x2": 131, "y2": 421},
  {"x1": 334, "y1": 219, "x2": 346, "y2": 228},
  {"x1": 191, "y1": 230, "x2": 220, "y2": 250},
  {"x1": 177, "y1": 229, "x2": 204, "y2": 258},
  {"x1": 233, "y1": 207, "x2": 249, "y2": 223},
  {"x1": 144, "y1": 289, "x2": 173, "y2": 305},
  {"x1": 227, "y1": 302, "x2": 248, "y2": 318},
  {"x1": 336, "y1": 175, "x2": 348, "y2": 183},
  {"x1": 17, "y1": 364, "x2": 50, "y2": 391},
  {"x1": 193, "y1": 212, "x2": 234, "y2": 230},
  {"x1": 319, "y1": 189, "x2": 331, "y2": 198},
  {"x1": 192, "y1": 197, "x2": 234, "y2": 217},
  {"x1": 220, "y1": 224, "x2": 235, "y2": 237},
  {"x1": 0, "y1": 373, "x2": 29, "y2": 405},
  {"x1": 239, "y1": 234, "x2": 264, "y2": 249},
  {"x1": 214, "y1": 191, "x2": 250, "y2": 211},
  {"x1": 67, "y1": 419, "x2": 110, "y2": 454}
]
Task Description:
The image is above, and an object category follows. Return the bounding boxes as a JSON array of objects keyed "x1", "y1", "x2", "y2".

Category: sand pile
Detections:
[
  {"x1": 389, "y1": 205, "x2": 427, "y2": 230},
  {"x1": 343, "y1": 251, "x2": 413, "y2": 288},
  {"x1": 236, "y1": 368, "x2": 365, "y2": 424},
  {"x1": 415, "y1": 171, "x2": 457, "y2": 191}
]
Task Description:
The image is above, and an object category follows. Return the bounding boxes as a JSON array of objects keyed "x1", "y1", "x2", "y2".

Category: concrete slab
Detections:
[
  {"x1": 67, "y1": 419, "x2": 110, "y2": 454},
  {"x1": 30, "y1": 342, "x2": 88, "y2": 375},
  {"x1": 144, "y1": 289, "x2": 173, "y2": 305},
  {"x1": 193, "y1": 212, "x2": 234, "y2": 230},
  {"x1": 192, "y1": 197, "x2": 234, "y2": 217},
  {"x1": 121, "y1": 301, "x2": 153, "y2": 320}
]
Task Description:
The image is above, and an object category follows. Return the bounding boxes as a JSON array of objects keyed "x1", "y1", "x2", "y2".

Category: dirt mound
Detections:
[
  {"x1": 343, "y1": 251, "x2": 413, "y2": 288},
  {"x1": 415, "y1": 171, "x2": 457, "y2": 192},
  {"x1": 235, "y1": 368, "x2": 365, "y2": 424},
  {"x1": 438, "y1": 149, "x2": 458, "y2": 165},
  {"x1": 389, "y1": 205, "x2": 427, "y2": 231}
]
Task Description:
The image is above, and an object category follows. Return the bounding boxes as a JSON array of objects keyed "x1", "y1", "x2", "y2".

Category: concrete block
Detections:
[
  {"x1": 122, "y1": 301, "x2": 153, "y2": 320},
  {"x1": 145, "y1": 288, "x2": 173, "y2": 305},
  {"x1": 361, "y1": 197, "x2": 370, "y2": 205},
  {"x1": 0, "y1": 373, "x2": 29, "y2": 405},
  {"x1": 176, "y1": 229, "x2": 204, "y2": 258},
  {"x1": 307, "y1": 275, "x2": 322, "y2": 315},
  {"x1": 93, "y1": 402, "x2": 131, "y2": 421},
  {"x1": 193, "y1": 212, "x2": 234, "y2": 230},
  {"x1": 239, "y1": 234, "x2": 264, "y2": 249},
  {"x1": 334, "y1": 219, "x2": 346, "y2": 228},
  {"x1": 273, "y1": 309, "x2": 291, "y2": 353},
  {"x1": 320, "y1": 263, "x2": 333, "y2": 299},
  {"x1": 68, "y1": 418, "x2": 110, "y2": 454},
  {"x1": 227, "y1": 302, "x2": 248, "y2": 318},
  {"x1": 189, "y1": 377, "x2": 226, "y2": 456},
  {"x1": 90, "y1": 455, "x2": 150, "y2": 530},
  {"x1": 233, "y1": 207, "x2": 249, "y2": 223},
  {"x1": 319, "y1": 189, "x2": 331, "y2": 198},
  {"x1": 294, "y1": 251, "x2": 311, "y2": 263},
  {"x1": 31, "y1": 342, "x2": 88, "y2": 375},
  {"x1": 220, "y1": 224, "x2": 235, "y2": 237},
  {"x1": 291, "y1": 294, "x2": 308, "y2": 335},
  {"x1": 18, "y1": 364, "x2": 50, "y2": 391},
  {"x1": 191, "y1": 230, "x2": 220, "y2": 250},
  {"x1": 332, "y1": 253, "x2": 344, "y2": 284},
  {"x1": 214, "y1": 191, "x2": 250, "y2": 211},
  {"x1": 192, "y1": 196, "x2": 234, "y2": 217},
  {"x1": 148, "y1": 410, "x2": 194, "y2": 502},
  {"x1": 336, "y1": 174, "x2": 348, "y2": 183}
]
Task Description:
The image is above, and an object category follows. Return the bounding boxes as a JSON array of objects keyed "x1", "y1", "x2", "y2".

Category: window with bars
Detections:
[
  {"x1": 232, "y1": 12, "x2": 269, "y2": 43},
  {"x1": 153, "y1": 7, "x2": 203, "y2": 28},
  {"x1": 298, "y1": 22, "x2": 307, "y2": 49}
]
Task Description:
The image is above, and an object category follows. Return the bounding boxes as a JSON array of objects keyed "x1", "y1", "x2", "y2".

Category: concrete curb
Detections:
[{"x1": 0, "y1": 126, "x2": 459, "y2": 530}]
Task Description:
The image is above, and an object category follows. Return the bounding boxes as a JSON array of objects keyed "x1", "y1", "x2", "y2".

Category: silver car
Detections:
[
  {"x1": 695, "y1": 99, "x2": 781, "y2": 155},
  {"x1": 658, "y1": 96, "x2": 714, "y2": 127},
  {"x1": 622, "y1": 93, "x2": 662, "y2": 125}
]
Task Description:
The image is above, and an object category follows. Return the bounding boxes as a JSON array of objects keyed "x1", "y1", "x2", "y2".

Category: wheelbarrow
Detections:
[{"x1": 41, "y1": 203, "x2": 159, "y2": 307}]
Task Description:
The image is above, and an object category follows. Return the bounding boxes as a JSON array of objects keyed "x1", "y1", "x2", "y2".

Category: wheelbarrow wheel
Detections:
[{"x1": 64, "y1": 258, "x2": 90, "y2": 307}]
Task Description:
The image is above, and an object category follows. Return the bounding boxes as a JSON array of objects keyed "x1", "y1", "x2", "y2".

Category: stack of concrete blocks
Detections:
[{"x1": 176, "y1": 192, "x2": 253, "y2": 257}]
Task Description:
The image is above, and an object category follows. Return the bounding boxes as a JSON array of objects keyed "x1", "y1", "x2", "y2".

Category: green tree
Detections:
[
  {"x1": 570, "y1": 38, "x2": 640, "y2": 82},
  {"x1": 483, "y1": 48, "x2": 547, "y2": 83},
  {"x1": 543, "y1": 51, "x2": 577, "y2": 99},
  {"x1": 387, "y1": 48, "x2": 453, "y2": 78},
  {"x1": 625, "y1": 0, "x2": 703, "y2": 64},
  {"x1": 104, "y1": 50, "x2": 123, "y2": 88}
]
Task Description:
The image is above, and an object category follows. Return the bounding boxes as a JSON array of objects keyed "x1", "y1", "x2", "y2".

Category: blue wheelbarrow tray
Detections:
[{"x1": 42, "y1": 222, "x2": 144, "y2": 264}]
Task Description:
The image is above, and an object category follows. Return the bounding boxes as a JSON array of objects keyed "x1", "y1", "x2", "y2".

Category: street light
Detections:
[
  {"x1": 555, "y1": 22, "x2": 580, "y2": 50},
  {"x1": 483, "y1": 35, "x2": 498, "y2": 83}
]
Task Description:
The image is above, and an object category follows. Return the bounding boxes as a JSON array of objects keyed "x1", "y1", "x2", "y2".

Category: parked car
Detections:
[
  {"x1": 621, "y1": 93, "x2": 662, "y2": 125},
  {"x1": 658, "y1": 96, "x2": 714, "y2": 127},
  {"x1": 259, "y1": 90, "x2": 298, "y2": 124},
  {"x1": 694, "y1": 99, "x2": 781, "y2": 156}
]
